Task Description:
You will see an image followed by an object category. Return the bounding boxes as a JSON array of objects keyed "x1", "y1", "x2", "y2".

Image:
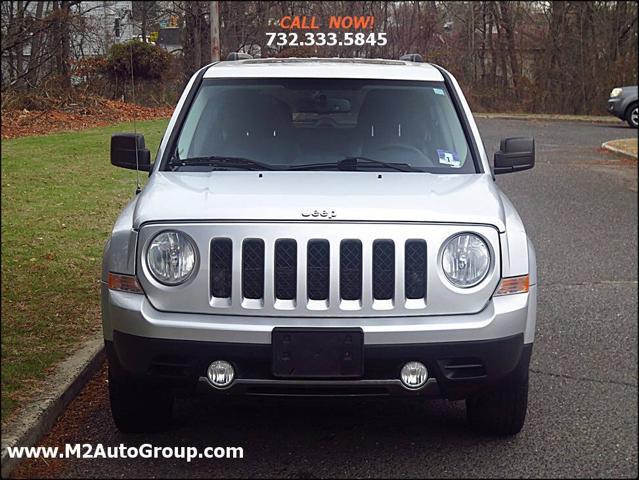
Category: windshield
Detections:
[{"x1": 168, "y1": 78, "x2": 477, "y2": 173}]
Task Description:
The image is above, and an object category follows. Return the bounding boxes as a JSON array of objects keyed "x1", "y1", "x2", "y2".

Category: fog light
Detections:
[
  {"x1": 207, "y1": 360, "x2": 235, "y2": 388},
  {"x1": 400, "y1": 361, "x2": 428, "y2": 389}
]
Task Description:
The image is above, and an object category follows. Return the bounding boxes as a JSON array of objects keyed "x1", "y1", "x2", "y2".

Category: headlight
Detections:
[
  {"x1": 441, "y1": 233, "x2": 491, "y2": 288},
  {"x1": 610, "y1": 88, "x2": 623, "y2": 98},
  {"x1": 147, "y1": 231, "x2": 197, "y2": 285}
]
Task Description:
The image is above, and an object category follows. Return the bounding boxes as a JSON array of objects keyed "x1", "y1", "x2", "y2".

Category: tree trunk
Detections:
[
  {"x1": 492, "y1": 2, "x2": 508, "y2": 89},
  {"x1": 498, "y1": 1, "x2": 521, "y2": 99},
  {"x1": 487, "y1": 6, "x2": 497, "y2": 86},
  {"x1": 14, "y1": 1, "x2": 24, "y2": 87},
  {"x1": 5, "y1": 1, "x2": 16, "y2": 84},
  {"x1": 52, "y1": 1, "x2": 72, "y2": 90},
  {"x1": 479, "y1": 2, "x2": 488, "y2": 86},
  {"x1": 26, "y1": 0, "x2": 46, "y2": 87},
  {"x1": 141, "y1": 7, "x2": 147, "y2": 42},
  {"x1": 546, "y1": 1, "x2": 567, "y2": 112}
]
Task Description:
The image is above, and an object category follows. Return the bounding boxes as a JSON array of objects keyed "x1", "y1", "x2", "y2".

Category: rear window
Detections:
[{"x1": 169, "y1": 78, "x2": 477, "y2": 173}]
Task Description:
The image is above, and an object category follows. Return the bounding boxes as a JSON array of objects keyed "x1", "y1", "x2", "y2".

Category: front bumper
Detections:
[
  {"x1": 103, "y1": 285, "x2": 536, "y2": 399},
  {"x1": 102, "y1": 285, "x2": 537, "y2": 345},
  {"x1": 106, "y1": 331, "x2": 532, "y2": 399},
  {"x1": 607, "y1": 98, "x2": 625, "y2": 118}
]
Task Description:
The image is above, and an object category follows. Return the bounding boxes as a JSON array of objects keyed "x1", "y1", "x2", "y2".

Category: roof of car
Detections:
[{"x1": 203, "y1": 57, "x2": 444, "y2": 81}]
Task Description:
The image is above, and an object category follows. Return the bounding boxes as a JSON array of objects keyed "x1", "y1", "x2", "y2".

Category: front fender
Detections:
[
  {"x1": 498, "y1": 192, "x2": 531, "y2": 279},
  {"x1": 496, "y1": 192, "x2": 537, "y2": 344},
  {"x1": 102, "y1": 197, "x2": 139, "y2": 281},
  {"x1": 102, "y1": 196, "x2": 140, "y2": 340}
]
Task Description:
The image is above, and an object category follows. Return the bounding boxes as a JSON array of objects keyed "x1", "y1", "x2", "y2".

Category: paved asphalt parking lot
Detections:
[{"x1": 11, "y1": 118, "x2": 638, "y2": 478}]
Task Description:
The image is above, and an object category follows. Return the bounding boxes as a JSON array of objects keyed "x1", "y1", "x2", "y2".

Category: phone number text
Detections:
[{"x1": 266, "y1": 32, "x2": 387, "y2": 47}]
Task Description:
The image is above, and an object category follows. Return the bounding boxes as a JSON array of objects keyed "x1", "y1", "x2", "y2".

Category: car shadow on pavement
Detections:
[
  {"x1": 130, "y1": 393, "x2": 487, "y2": 449},
  {"x1": 173, "y1": 393, "x2": 469, "y2": 437},
  {"x1": 108, "y1": 394, "x2": 492, "y2": 476}
]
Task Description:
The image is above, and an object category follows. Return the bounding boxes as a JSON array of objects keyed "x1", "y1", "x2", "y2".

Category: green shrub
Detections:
[{"x1": 105, "y1": 40, "x2": 171, "y2": 82}]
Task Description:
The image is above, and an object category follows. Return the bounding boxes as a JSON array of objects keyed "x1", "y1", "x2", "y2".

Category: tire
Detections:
[
  {"x1": 466, "y1": 371, "x2": 529, "y2": 436},
  {"x1": 626, "y1": 103, "x2": 638, "y2": 128},
  {"x1": 108, "y1": 363, "x2": 173, "y2": 433}
]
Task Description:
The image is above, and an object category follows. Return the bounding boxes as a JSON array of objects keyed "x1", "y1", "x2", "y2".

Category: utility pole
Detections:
[
  {"x1": 103, "y1": 0, "x2": 109, "y2": 52},
  {"x1": 210, "y1": 1, "x2": 220, "y2": 61}
]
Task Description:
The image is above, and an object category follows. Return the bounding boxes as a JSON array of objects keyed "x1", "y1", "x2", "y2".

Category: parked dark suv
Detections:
[{"x1": 607, "y1": 86, "x2": 638, "y2": 128}]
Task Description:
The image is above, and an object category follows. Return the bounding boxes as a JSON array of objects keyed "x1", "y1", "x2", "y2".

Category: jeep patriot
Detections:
[{"x1": 103, "y1": 55, "x2": 537, "y2": 436}]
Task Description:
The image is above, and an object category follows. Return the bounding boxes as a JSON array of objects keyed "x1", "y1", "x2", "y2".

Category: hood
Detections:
[{"x1": 133, "y1": 171, "x2": 507, "y2": 231}]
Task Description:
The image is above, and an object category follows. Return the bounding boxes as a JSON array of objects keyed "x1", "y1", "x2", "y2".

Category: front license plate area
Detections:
[{"x1": 272, "y1": 328, "x2": 364, "y2": 378}]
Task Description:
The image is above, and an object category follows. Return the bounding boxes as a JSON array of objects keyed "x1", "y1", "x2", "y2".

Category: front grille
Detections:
[
  {"x1": 209, "y1": 234, "x2": 429, "y2": 311},
  {"x1": 274, "y1": 240, "x2": 297, "y2": 300},
  {"x1": 242, "y1": 239, "x2": 265, "y2": 299},
  {"x1": 210, "y1": 239, "x2": 233, "y2": 298},
  {"x1": 144, "y1": 222, "x2": 500, "y2": 317},
  {"x1": 307, "y1": 240, "x2": 330, "y2": 300},
  {"x1": 372, "y1": 240, "x2": 395, "y2": 300},
  {"x1": 340, "y1": 240, "x2": 362, "y2": 301},
  {"x1": 405, "y1": 240, "x2": 427, "y2": 299}
]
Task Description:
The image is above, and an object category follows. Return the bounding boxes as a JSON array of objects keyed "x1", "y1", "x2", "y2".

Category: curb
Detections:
[
  {"x1": 1, "y1": 337, "x2": 105, "y2": 478},
  {"x1": 474, "y1": 113, "x2": 618, "y2": 124},
  {"x1": 601, "y1": 140, "x2": 638, "y2": 160}
]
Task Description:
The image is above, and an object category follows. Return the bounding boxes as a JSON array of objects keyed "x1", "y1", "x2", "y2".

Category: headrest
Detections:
[
  {"x1": 218, "y1": 92, "x2": 292, "y2": 126},
  {"x1": 358, "y1": 89, "x2": 428, "y2": 126}
]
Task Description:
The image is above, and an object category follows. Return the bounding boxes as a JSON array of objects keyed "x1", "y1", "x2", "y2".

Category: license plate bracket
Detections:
[{"x1": 272, "y1": 328, "x2": 364, "y2": 378}]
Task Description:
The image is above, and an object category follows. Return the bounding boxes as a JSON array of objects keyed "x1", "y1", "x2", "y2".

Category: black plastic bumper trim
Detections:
[{"x1": 107, "y1": 331, "x2": 531, "y2": 399}]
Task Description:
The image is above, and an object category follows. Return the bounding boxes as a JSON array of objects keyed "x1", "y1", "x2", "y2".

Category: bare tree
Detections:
[
  {"x1": 132, "y1": 1, "x2": 160, "y2": 42},
  {"x1": 1, "y1": 1, "x2": 637, "y2": 114}
]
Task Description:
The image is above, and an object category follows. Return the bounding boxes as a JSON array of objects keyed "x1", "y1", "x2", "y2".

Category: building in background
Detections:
[
  {"x1": 1, "y1": 0, "x2": 181, "y2": 88},
  {"x1": 156, "y1": 27, "x2": 182, "y2": 55},
  {"x1": 75, "y1": 1, "x2": 136, "y2": 55}
]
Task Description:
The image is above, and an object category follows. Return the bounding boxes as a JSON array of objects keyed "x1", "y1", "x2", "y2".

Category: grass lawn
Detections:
[
  {"x1": 1, "y1": 118, "x2": 169, "y2": 422},
  {"x1": 605, "y1": 138, "x2": 638, "y2": 158}
]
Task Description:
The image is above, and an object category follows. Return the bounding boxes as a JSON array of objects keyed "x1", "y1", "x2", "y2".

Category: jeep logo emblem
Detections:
[{"x1": 301, "y1": 209, "x2": 336, "y2": 219}]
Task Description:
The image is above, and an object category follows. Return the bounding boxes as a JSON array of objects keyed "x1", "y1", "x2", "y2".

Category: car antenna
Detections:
[{"x1": 129, "y1": 41, "x2": 141, "y2": 195}]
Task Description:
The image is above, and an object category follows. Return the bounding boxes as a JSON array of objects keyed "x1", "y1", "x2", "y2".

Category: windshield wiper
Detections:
[
  {"x1": 169, "y1": 155, "x2": 275, "y2": 171},
  {"x1": 287, "y1": 156, "x2": 424, "y2": 172}
]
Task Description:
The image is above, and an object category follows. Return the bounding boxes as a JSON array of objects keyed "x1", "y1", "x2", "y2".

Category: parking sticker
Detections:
[{"x1": 437, "y1": 149, "x2": 461, "y2": 168}]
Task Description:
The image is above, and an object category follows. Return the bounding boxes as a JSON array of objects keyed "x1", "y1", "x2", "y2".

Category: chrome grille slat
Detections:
[
  {"x1": 263, "y1": 239, "x2": 276, "y2": 304},
  {"x1": 296, "y1": 240, "x2": 308, "y2": 306},
  {"x1": 394, "y1": 240, "x2": 406, "y2": 306},
  {"x1": 361, "y1": 240, "x2": 374, "y2": 308},
  {"x1": 230, "y1": 238, "x2": 243, "y2": 309},
  {"x1": 328, "y1": 238, "x2": 341, "y2": 309}
]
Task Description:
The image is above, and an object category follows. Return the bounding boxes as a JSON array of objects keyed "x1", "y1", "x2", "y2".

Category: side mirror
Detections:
[
  {"x1": 111, "y1": 133, "x2": 151, "y2": 171},
  {"x1": 493, "y1": 137, "x2": 535, "y2": 174}
]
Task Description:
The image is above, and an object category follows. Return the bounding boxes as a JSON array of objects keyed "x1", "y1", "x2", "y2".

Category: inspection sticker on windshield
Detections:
[
  {"x1": 433, "y1": 88, "x2": 445, "y2": 96},
  {"x1": 437, "y1": 149, "x2": 461, "y2": 168}
]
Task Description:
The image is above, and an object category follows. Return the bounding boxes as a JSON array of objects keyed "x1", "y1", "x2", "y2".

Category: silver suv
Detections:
[{"x1": 103, "y1": 55, "x2": 537, "y2": 436}]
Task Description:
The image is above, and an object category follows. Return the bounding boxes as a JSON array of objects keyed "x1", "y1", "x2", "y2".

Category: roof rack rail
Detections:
[
  {"x1": 399, "y1": 53, "x2": 423, "y2": 63},
  {"x1": 226, "y1": 52, "x2": 253, "y2": 61}
]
